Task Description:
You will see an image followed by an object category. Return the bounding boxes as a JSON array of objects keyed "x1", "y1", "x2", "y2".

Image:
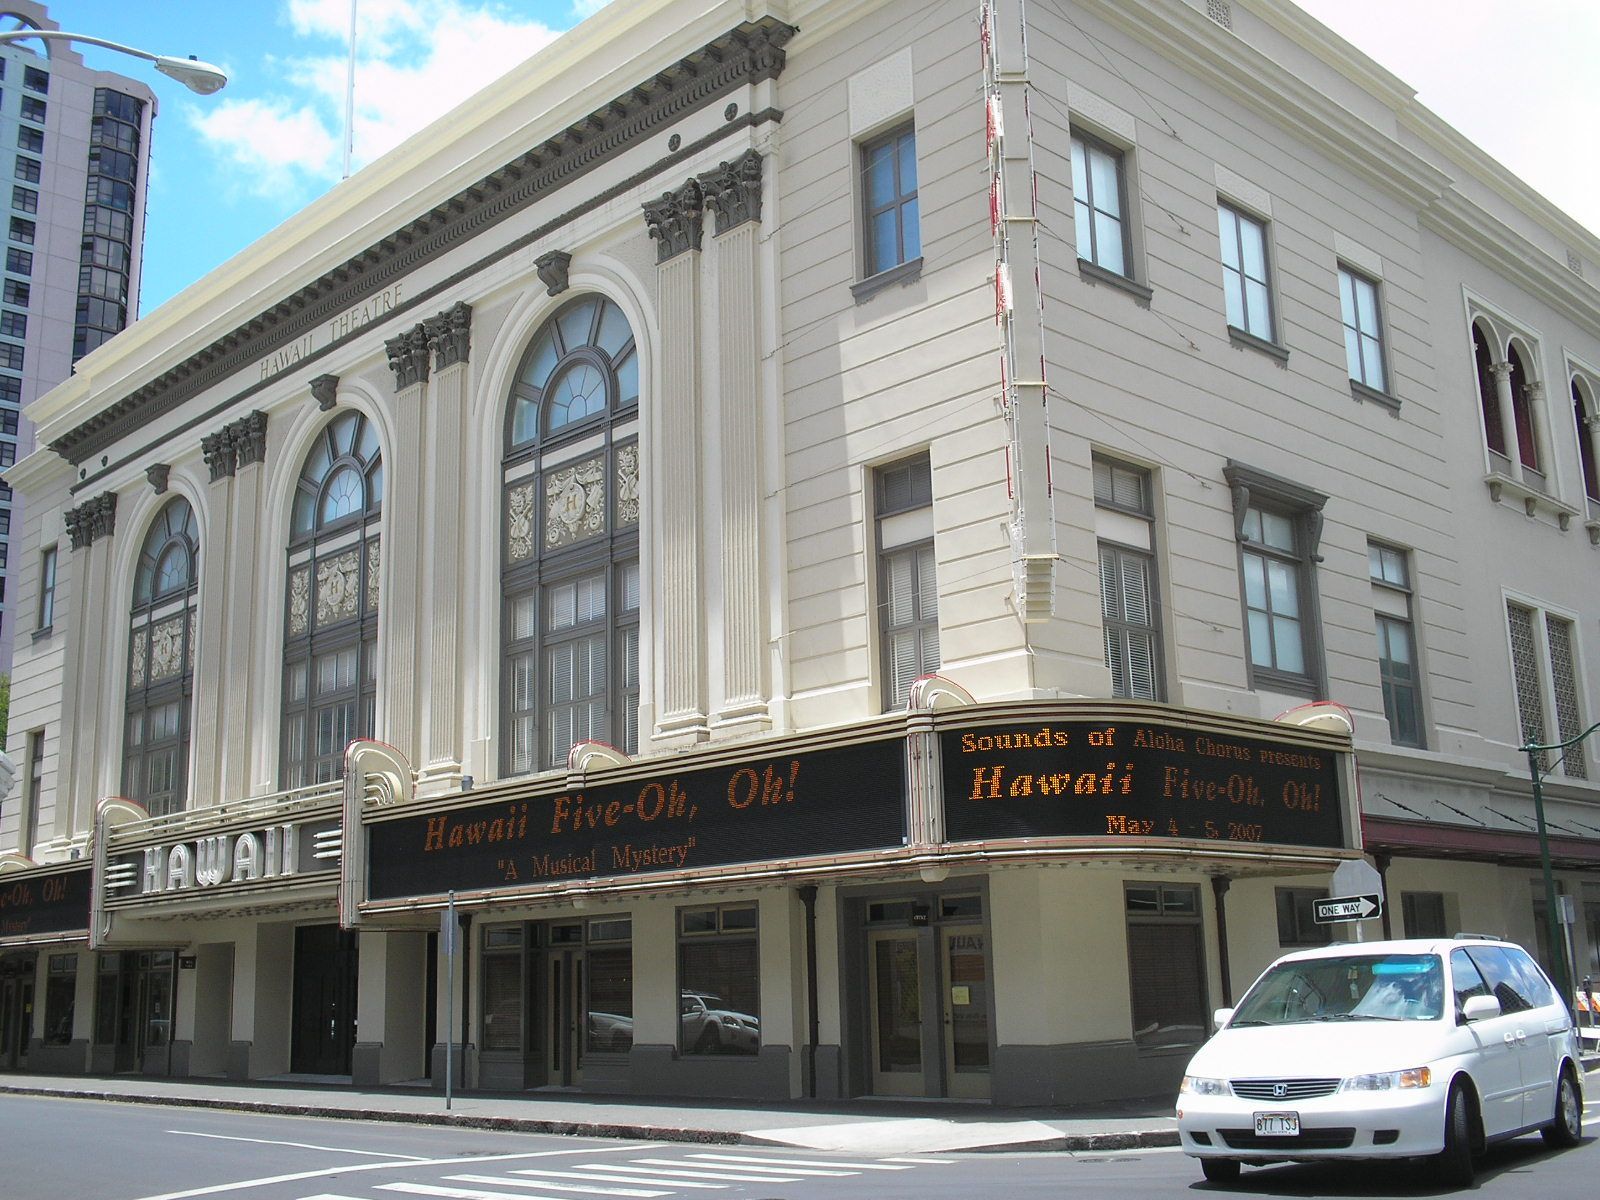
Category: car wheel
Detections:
[
  {"x1": 1199, "y1": 1158, "x2": 1240, "y2": 1184},
  {"x1": 1542, "y1": 1069, "x2": 1582, "y2": 1148},
  {"x1": 1435, "y1": 1081, "x2": 1477, "y2": 1188},
  {"x1": 695, "y1": 1025, "x2": 719, "y2": 1053}
]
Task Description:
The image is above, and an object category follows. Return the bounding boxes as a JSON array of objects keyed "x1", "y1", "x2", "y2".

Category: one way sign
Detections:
[{"x1": 1314, "y1": 894, "x2": 1383, "y2": 924}]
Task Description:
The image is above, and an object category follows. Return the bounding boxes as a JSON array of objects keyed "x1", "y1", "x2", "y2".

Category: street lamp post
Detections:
[
  {"x1": 0, "y1": 29, "x2": 226, "y2": 94},
  {"x1": 1523, "y1": 718, "x2": 1600, "y2": 1020}
]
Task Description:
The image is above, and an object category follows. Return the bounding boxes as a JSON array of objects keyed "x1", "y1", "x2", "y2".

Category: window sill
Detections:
[
  {"x1": 1076, "y1": 258, "x2": 1153, "y2": 307},
  {"x1": 1249, "y1": 666, "x2": 1320, "y2": 697},
  {"x1": 1484, "y1": 471, "x2": 1581, "y2": 529},
  {"x1": 1227, "y1": 326, "x2": 1289, "y2": 364},
  {"x1": 1348, "y1": 379, "x2": 1400, "y2": 413},
  {"x1": 31, "y1": 624, "x2": 51, "y2": 643},
  {"x1": 851, "y1": 257, "x2": 923, "y2": 304}
]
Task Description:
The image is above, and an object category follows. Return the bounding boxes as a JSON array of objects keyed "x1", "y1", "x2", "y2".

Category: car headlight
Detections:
[
  {"x1": 719, "y1": 1015, "x2": 738, "y2": 1027},
  {"x1": 1179, "y1": 1075, "x2": 1231, "y2": 1096},
  {"x1": 1343, "y1": 1066, "x2": 1432, "y2": 1092}
]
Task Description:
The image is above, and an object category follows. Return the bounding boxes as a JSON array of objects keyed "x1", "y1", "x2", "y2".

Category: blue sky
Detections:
[{"x1": 42, "y1": 1, "x2": 1600, "y2": 317}]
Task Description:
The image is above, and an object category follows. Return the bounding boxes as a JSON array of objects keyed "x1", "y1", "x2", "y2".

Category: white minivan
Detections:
[{"x1": 1176, "y1": 936, "x2": 1583, "y2": 1186}]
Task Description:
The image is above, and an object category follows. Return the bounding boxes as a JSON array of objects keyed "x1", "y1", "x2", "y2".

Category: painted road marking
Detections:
[
  {"x1": 167, "y1": 1131, "x2": 428, "y2": 1160},
  {"x1": 447, "y1": 1175, "x2": 670, "y2": 1197},
  {"x1": 129, "y1": 1147, "x2": 658, "y2": 1200},
  {"x1": 629, "y1": 1157, "x2": 853, "y2": 1177},
  {"x1": 688, "y1": 1152, "x2": 913, "y2": 1170},
  {"x1": 514, "y1": 1169, "x2": 728, "y2": 1190},
  {"x1": 577, "y1": 1164, "x2": 810, "y2": 1184},
  {"x1": 380, "y1": 1185, "x2": 580, "y2": 1200}
]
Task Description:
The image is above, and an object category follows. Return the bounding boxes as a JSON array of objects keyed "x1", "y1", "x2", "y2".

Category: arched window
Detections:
[
  {"x1": 283, "y1": 410, "x2": 383, "y2": 787},
  {"x1": 1507, "y1": 344, "x2": 1540, "y2": 475},
  {"x1": 1473, "y1": 325, "x2": 1506, "y2": 460},
  {"x1": 502, "y1": 295, "x2": 640, "y2": 776},
  {"x1": 1576, "y1": 376, "x2": 1600, "y2": 508},
  {"x1": 125, "y1": 497, "x2": 198, "y2": 815}
]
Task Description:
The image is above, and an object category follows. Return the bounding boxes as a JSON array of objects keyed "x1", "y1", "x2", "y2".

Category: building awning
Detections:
[{"x1": 1363, "y1": 815, "x2": 1600, "y2": 870}]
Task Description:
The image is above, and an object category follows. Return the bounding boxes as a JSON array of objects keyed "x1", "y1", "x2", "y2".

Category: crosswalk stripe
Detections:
[
  {"x1": 515, "y1": 1170, "x2": 728, "y2": 1190},
  {"x1": 688, "y1": 1153, "x2": 913, "y2": 1171},
  {"x1": 630, "y1": 1157, "x2": 852, "y2": 1178},
  {"x1": 378, "y1": 1184, "x2": 572, "y2": 1200},
  {"x1": 447, "y1": 1175, "x2": 670, "y2": 1198},
  {"x1": 576, "y1": 1164, "x2": 808, "y2": 1184},
  {"x1": 883, "y1": 1157, "x2": 959, "y2": 1164},
  {"x1": 299, "y1": 1195, "x2": 372, "y2": 1199}
]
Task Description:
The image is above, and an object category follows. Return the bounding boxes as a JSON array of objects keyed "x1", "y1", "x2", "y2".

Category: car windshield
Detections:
[{"x1": 1229, "y1": 953, "x2": 1444, "y2": 1026}]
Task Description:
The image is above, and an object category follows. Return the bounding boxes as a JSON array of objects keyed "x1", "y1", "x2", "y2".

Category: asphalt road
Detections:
[{"x1": 5, "y1": 1091, "x2": 1600, "y2": 1200}]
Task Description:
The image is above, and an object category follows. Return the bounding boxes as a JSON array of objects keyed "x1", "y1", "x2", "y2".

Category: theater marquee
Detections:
[{"x1": 941, "y1": 716, "x2": 1345, "y2": 850}]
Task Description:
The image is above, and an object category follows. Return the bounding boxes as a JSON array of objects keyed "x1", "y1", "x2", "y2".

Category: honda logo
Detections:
[{"x1": 1272, "y1": 1082, "x2": 1288, "y2": 1099}]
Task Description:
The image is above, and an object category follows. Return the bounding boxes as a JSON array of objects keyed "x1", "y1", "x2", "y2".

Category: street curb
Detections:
[{"x1": 0, "y1": 1082, "x2": 1179, "y2": 1153}]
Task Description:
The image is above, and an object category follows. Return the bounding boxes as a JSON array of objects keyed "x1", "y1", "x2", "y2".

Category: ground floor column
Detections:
[{"x1": 355, "y1": 930, "x2": 427, "y2": 1085}]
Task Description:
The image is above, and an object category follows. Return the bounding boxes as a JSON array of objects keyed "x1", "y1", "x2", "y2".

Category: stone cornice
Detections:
[{"x1": 49, "y1": 16, "x2": 794, "y2": 466}]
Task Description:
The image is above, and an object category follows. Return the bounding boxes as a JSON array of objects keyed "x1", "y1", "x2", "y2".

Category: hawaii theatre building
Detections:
[{"x1": 4, "y1": 0, "x2": 1600, "y2": 1104}]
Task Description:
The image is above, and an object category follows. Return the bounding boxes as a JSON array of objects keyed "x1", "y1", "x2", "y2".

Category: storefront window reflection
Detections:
[{"x1": 678, "y1": 904, "x2": 760, "y2": 1056}]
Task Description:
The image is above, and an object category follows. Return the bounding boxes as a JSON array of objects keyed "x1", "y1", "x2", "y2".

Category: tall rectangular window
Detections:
[
  {"x1": 20, "y1": 729, "x2": 42, "y2": 854},
  {"x1": 1095, "y1": 457, "x2": 1162, "y2": 700},
  {"x1": 860, "y1": 124, "x2": 919, "y2": 277},
  {"x1": 0, "y1": 310, "x2": 24, "y2": 338},
  {"x1": 5, "y1": 246, "x2": 31, "y2": 275},
  {"x1": 1217, "y1": 201, "x2": 1274, "y2": 342},
  {"x1": 678, "y1": 903, "x2": 759, "y2": 1056},
  {"x1": 1227, "y1": 463, "x2": 1326, "y2": 694},
  {"x1": 1370, "y1": 541, "x2": 1423, "y2": 747},
  {"x1": 11, "y1": 185, "x2": 35, "y2": 213},
  {"x1": 4, "y1": 278, "x2": 28, "y2": 305},
  {"x1": 44, "y1": 954, "x2": 75, "y2": 1045},
  {"x1": 1338, "y1": 265, "x2": 1388, "y2": 393},
  {"x1": 876, "y1": 453, "x2": 938, "y2": 709},
  {"x1": 1508, "y1": 600, "x2": 1587, "y2": 779},
  {"x1": 19, "y1": 95, "x2": 45, "y2": 124},
  {"x1": 1071, "y1": 131, "x2": 1130, "y2": 277},
  {"x1": 16, "y1": 127, "x2": 42, "y2": 153},
  {"x1": 14, "y1": 156, "x2": 38, "y2": 183},
  {"x1": 37, "y1": 544, "x2": 56, "y2": 629},
  {"x1": 1125, "y1": 883, "x2": 1206, "y2": 1050},
  {"x1": 22, "y1": 66, "x2": 47, "y2": 94},
  {"x1": 1402, "y1": 891, "x2": 1448, "y2": 939}
]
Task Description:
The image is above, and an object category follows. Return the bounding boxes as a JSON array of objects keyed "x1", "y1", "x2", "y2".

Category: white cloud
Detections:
[
  {"x1": 192, "y1": 1, "x2": 564, "y2": 201},
  {"x1": 570, "y1": 0, "x2": 613, "y2": 18}
]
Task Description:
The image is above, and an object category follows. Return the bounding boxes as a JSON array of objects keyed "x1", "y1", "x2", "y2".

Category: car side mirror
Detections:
[
  {"x1": 1462, "y1": 994, "x2": 1501, "y2": 1023},
  {"x1": 1213, "y1": 1007, "x2": 1234, "y2": 1029}
]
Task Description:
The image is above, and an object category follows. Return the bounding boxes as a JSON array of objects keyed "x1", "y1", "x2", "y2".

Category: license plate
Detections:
[{"x1": 1254, "y1": 1111, "x2": 1300, "y2": 1137}]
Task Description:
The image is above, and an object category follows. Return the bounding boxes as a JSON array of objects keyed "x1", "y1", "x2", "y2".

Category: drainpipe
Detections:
[
  {"x1": 458, "y1": 912, "x2": 473, "y2": 1089},
  {"x1": 1210, "y1": 875, "x2": 1233, "y2": 1007},
  {"x1": 798, "y1": 885, "x2": 819, "y2": 1099}
]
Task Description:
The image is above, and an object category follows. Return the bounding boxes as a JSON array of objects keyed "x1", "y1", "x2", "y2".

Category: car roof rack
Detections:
[{"x1": 1452, "y1": 931, "x2": 1504, "y2": 941}]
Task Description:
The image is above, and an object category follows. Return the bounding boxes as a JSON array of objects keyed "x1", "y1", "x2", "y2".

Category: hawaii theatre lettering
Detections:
[
  {"x1": 942, "y1": 720, "x2": 1345, "y2": 849},
  {"x1": 366, "y1": 740, "x2": 905, "y2": 901},
  {"x1": 106, "y1": 819, "x2": 340, "y2": 899},
  {"x1": 258, "y1": 283, "x2": 404, "y2": 383}
]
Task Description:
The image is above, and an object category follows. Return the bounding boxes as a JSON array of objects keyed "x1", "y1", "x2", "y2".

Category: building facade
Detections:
[
  {"x1": 0, "y1": 2, "x2": 155, "y2": 673},
  {"x1": 0, "y1": 0, "x2": 1596, "y2": 1106}
]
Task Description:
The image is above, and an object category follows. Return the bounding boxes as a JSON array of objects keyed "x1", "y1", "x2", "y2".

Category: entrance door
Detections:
[
  {"x1": 868, "y1": 931, "x2": 925, "y2": 1096},
  {"x1": 941, "y1": 929, "x2": 991, "y2": 1099},
  {"x1": 0, "y1": 970, "x2": 32, "y2": 1069},
  {"x1": 291, "y1": 925, "x2": 358, "y2": 1075},
  {"x1": 546, "y1": 950, "x2": 583, "y2": 1086}
]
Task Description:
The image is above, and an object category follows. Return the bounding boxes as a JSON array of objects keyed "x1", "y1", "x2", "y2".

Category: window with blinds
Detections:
[
  {"x1": 875, "y1": 454, "x2": 939, "y2": 710},
  {"x1": 1094, "y1": 456, "x2": 1162, "y2": 700}
]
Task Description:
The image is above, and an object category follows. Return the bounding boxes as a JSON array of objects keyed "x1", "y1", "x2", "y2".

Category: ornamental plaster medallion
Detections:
[
  {"x1": 506, "y1": 481, "x2": 537, "y2": 561},
  {"x1": 366, "y1": 540, "x2": 381, "y2": 613},
  {"x1": 130, "y1": 629, "x2": 148, "y2": 688},
  {"x1": 288, "y1": 566, "x2": 310, "y2": 635},
  {"x1": 545, "y1": 455, "x2": 606, "y2": 549},
  {"x1": 317, "y1": 550, "x2": 362, "y2": 626},
  {"x1": 616, "y1": 444, "x2": 640, "y2": 527},
  {"x1": 150, "y1": 617, "x2": 185, "y2": 680}
]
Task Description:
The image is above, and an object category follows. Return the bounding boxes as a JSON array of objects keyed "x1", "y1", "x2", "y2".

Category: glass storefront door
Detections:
[
  {"x1": 546, "y1": 948, "x2": 584, "y2": 1086},
  {"x1": 0, "y1": 957, "x2": 34, "y2": 1069},
  {"x1": 95, "y1": 950, "x2": 175, "y2": 1073},
  {"x1": 868, "y1": 931, "x2": 924, "y2": 1095},
  {"x1": 941, "y1": 928, "x2": 991, "y2": 1099}
]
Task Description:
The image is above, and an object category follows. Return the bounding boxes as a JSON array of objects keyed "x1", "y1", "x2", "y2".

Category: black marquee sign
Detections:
[
  {"x1": 941, "y1": 717, "x2": 1345, "y2": 849},
  {"x1": 367, "y1": 737, "x2": 906, "y2": 901},
  {"x1": 0, "y1": 864, "x2": 92, "y2": 940}
]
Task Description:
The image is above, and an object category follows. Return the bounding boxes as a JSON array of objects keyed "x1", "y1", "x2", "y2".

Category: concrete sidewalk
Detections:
[{"x1": 0, "y1": 1072, "x2": 1179, "y2": 1155}]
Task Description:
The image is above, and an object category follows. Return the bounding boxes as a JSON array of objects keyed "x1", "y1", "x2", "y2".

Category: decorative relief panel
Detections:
[
  {"x1": 129, "y1": 629, "x2": 148, "y2": 688},
  {"x1": 186, "y1": 610, "x2": 197, "y2": 672},
  {"x1": 365, "y1": 540, "x2": 381, "y2": 613},
  {"x1": 288, "y1": 566, "x2": 311, "y2": 635},
  {"x1": 316, "y1": 550, "x2": 362, "y2": 626},
  {"x1": 150, "y1": 617, "x2": 185, "y2": 681},
  {"x1": 506, "y1": 481, "x2": 537, "y2": 562},
  {"x1": 616, "y1": 444, "x2": 640, "y2": 528},
  {"x1": 544, "y1": 455, "x2": 606, "y2": 549}
]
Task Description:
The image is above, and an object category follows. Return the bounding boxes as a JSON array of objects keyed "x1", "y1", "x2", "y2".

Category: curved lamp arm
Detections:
[{"x1": 0, "y1": 28, "x2": 227, "y2": 94}]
